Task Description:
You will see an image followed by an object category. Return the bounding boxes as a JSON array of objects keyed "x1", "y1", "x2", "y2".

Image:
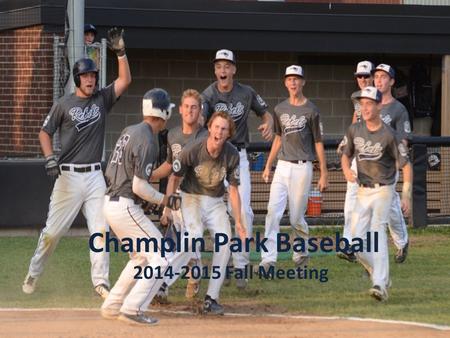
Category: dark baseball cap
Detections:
[{"x1": 84, "y1": 24, "x2": 97, "y2": 35}]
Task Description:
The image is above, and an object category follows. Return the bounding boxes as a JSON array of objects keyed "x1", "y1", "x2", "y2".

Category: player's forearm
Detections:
[
  {"x1": 265, "y1": 135, "x2": 281, "y2": 170},
  {"x1": 315, "y1": 142, "x2": 328, "y2": 175},
  {"x1": 341, "y1": 154, "x2": 351, "y2": 174},
  {"x1": 165, "y1": 174, "x2": 181, "y2": 197},
  {"x1": 151, "y1": 161, "x2": 172, "y2": 181},
  {"x1": 228, "y1": 185, "x2": 243, "y2": 225},
  {"x1": 39, "y1": 130, "x2": 54, "y2": 157},
  {"x1": 132, "y1": 175, "x2": 164, "y2": 205},
  {"x1": 113, "y1": 55, "x2": 132, "y2": 98},
  {"x1": 261, "y1": 111, "x2": 273, "y2": 126}
]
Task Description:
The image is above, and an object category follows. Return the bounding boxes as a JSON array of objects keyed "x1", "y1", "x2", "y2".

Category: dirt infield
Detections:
[{"x1": 1, "y1": 309, "x2": 449, "y2": 338}]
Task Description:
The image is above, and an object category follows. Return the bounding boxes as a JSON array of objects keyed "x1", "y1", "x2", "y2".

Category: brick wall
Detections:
[
  {"x1": 0, "y1": 25, "x2": 54, "y2": 157},
  {"x1": 104, "y1": 49, "x2": 356, "y2": 156}
]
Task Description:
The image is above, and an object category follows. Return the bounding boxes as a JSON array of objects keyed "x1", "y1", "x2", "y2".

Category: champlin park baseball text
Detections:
[{"x1": 89, "y1": 231, "x2": 379, "y2": 258}]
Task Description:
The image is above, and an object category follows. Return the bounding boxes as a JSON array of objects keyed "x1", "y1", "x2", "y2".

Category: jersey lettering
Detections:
[
  {"x1": 354, "y1": 137, "x2": 383, "y2": 161},
  {"x1": 280, "y1": 114, "x2": 307, "y2": 135},
  {"x1": 214, "y1": 102, "x2": 245, "y2": 122},
  {"x1": 171, "y1": 143, "x2": 183, "y2": 160},
  {"x1": 69, "y1": 104, "x2": 101, "y2": 131},
  {"x1": 111, "y1": 134, "x2": 130, "y2": 165},
  {"x1": 381, "y1": 114, "x2": 392, "y2": 126}
]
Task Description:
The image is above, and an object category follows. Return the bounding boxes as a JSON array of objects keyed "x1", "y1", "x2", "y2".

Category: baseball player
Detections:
[
  {"x1": 101, "y1": 88, "x2": 181, "y2": 326},
  {"x1": 337, "y1": 61, "x2": 374, "y2": 263},
  {"x1": 373, "y1": 63, "x2": 411, "y2": 263},
  {"x1": 165, "y1": 111, "x2": 245, "y2": 315},
  {"x1": 341, "y1": 86, "x2": 412, "y2": 301},
  {"x1": 84, "y1": 23, "x2": 97, "y2": 45},
  {"x1": 22, "y1": 28, "x2": 131, "y2": 297},
  {"x1": 151, "y1": 89, "x2": 207, "y2": 301},
  {"x1": 201, "y1": 49, "x2": 273, "y2": 289},
  {"x1": 257, "y1": 65, "x2": 328, "y2": 270}
]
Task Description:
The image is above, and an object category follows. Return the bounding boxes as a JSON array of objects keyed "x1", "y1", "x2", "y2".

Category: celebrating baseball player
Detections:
[
  {"x1": 337, "y1": 61, "x2": 375, "y2": 262},
  {"x1": 150, "y1": 89, "x2": 207, "y2": 302},
  {"x1": 165, "y1": 111, "x2": 245, "y2": 315},
  {"x1": 201, "y1": 49, "x2": 273, "y2": 289},
  {"x1": 22, "y1": 28, "x2": 131, "y2": 297},
  {"x1": 341, "y1": 86, "x2": 412, "y2": 302},
  {"x1": 101, "y1": 88, "x2": 182, "y2": 326},
  {"x1": 256, "y1": 65, "x2": 328, "y2": 271},
  {"x1": 374, "y1": 63, "x2": 411, "y2": 264}
]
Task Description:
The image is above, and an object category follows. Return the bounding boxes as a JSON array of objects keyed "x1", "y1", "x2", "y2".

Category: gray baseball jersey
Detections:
[
  {"x1": 201, "y1": 81, "x2": 268, "y2": 146},
  {"x1": 105, "y1": 122, "x2": 158, "y2": 200},
  {"x1": 342, "y1": 122, "x2": 410, "y2": 186},
  {"x1": 42, "y1": 84, "x2": 116, "y2": 164},
  {"x1": 273, "y1": 99, "x2": 323, "y2": 161},
  {"x1": 380, "y1": 99, "x2": 411, "y2": 141},
  {"x1": 173, "y1": 138, "x2": 240, "y2": 197},
  {"x1": 167, "y1": 126, "x2": 208, "y2": 164}
]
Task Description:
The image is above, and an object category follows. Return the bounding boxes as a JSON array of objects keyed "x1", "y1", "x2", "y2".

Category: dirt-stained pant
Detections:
[
  {"x1": 27, "y1": 165, "x2": 109, "y2": 288},
  {"x1": 261, "y1": 160, "x2": 313, "y2": 265},
  {"x1": 351, "y1": 184, "x2": 395, "y2": 289}
]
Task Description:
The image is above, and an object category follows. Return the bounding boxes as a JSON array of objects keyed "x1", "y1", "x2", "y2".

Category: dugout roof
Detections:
[{"x1": 2, "y1": 0, "x2": 450, "y2": 54}]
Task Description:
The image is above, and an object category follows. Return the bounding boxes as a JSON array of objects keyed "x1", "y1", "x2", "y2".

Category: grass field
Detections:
[{"x1": 1, "y1": 226, "x2": 449, "y2": 326}]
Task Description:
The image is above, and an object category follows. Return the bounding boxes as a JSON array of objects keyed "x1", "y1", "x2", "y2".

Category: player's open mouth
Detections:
[{"x1": 219, "y1": 76, "x2": 227, "y2": 80}]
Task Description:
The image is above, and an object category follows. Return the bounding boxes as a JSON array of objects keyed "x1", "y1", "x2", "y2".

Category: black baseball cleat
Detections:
[
  {"x1": 336, "y1": 251, "x2": 357, "y2": 263},
  {"x1": 394, "y1": 241, "x2": 409, "y2": 263},
  {"x1": 203, "y1": 295, "x2": 224, "y2": 315},
  {"x1": 118, "y1": 312, "x2": 159, "y2": 326}
]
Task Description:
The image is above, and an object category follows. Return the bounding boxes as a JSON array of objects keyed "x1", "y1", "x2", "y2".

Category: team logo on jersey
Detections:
[
  {"x1": 173, "y1": 159, "x2": 181, "y2": 173},
  {"x1": 233, "y1": 166, "x2": 240, "y2": 180},
  {"x1": 354, "y1": 137, "x2": 383, "y2": 161},
  {"x1": 171, "y1": 144, "x2": 182, "y2": 160},
  {"x1": 381, "y1": 114, "x2": 392, "y2": 125},
  {"x1": 404, "y1": 121, "x2": 411, "y2": 133},
  {"x1": 145, "y1": 163, "x2": 153, "y2": 177},
  {"x1": 111, "y1": 134, "x2": 130, "y2": 165},
  {"x1": 214, "y1": 102, "x2": 245, "y2": 122},
  {"x1": 42, "y1": 114, "x2": 51, "y2": 128},
  {"x1": 69, "y1": 104, "x2": 101, "y2": 131},
  {"x1": 280, "y1": 114, "x2": 307, "y2": 135},
  {"x1": 256, "y1": 95, "x2": 267, "y2": 108},
  {"x1": 194, "y1": 165, "x2": 226, "y2": 188}
]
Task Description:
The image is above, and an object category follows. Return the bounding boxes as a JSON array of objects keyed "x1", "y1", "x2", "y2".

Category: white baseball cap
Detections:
[
  {"x1": 356, "y1": 86, "x2": 382, "y2": 102},
  {"x1": 354, "y1": 61, "x2": 373, "y2": 76},
  {"x1": 214, "y1": 49, "x2": 236, "y2": 64},
  {"x1": 373, "y1": 63, "x2": 395, "y2": 78},
  {"x1": 284, "y1": 65, "x2": 304, "y2": 78}
]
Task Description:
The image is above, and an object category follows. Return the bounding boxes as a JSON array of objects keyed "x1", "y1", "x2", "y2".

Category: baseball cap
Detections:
[
  {"x1": 284, "y1": 65, "x2": 304, "y2": 78},
  {"x1": 354, "y1": 61, "x2": 373, "y2": 76},
  {"x1": 214, "y1": 49, "x2": 236, "y2": 64},
  {"x1": 373, "y1": 63, "x2": 395, "y2": 78},
  {"x1": 356, "y1": 86, "x2": 382, "y2": 102},
  {"x1": 84, "y1": 23, "x2": 97, "y2": 36}
]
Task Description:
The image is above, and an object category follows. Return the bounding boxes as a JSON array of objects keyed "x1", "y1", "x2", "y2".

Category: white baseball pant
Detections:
[
  {"x1": 102, "y1": 196, "x2": 169, "y2": 315},
  {"x1": 388, "y1": 172, "x2": 409, "y2": 250},
  {"x1": 351, "y1": 184, "x2": 395, "y2": 289},
  {"x1": 261, "y1": 160, "x2": 313, "y2": 265},
  {"x1": 179, "y1": 192, "x2": 232, "y2": 300},
  {"x1": 228, "y1": 149, "x2": 253, "y2": 269},
  {"x1": 342, "y1": 159, "x2": 358, "y2": 241},
  {"x1": 27, "y1": 164, "x2": 109, "y2": 288}
]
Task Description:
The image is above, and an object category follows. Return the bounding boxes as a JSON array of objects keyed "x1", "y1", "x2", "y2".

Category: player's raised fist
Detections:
[{"x1": 107, "y1": 27, "x2": 126, "y2": 57}]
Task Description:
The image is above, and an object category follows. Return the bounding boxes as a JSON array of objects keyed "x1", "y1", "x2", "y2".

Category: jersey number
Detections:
[{"x1": 111, "y1": 134, "x2": 130, "y2": 165}]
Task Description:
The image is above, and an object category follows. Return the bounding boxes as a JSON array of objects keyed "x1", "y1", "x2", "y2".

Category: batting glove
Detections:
[
  {"x1": 107, "y1": 27, "x2": 126, "y2": 57},
  {"x1": 45, "y1": 154, "x2": 60, "y2": 182}
]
